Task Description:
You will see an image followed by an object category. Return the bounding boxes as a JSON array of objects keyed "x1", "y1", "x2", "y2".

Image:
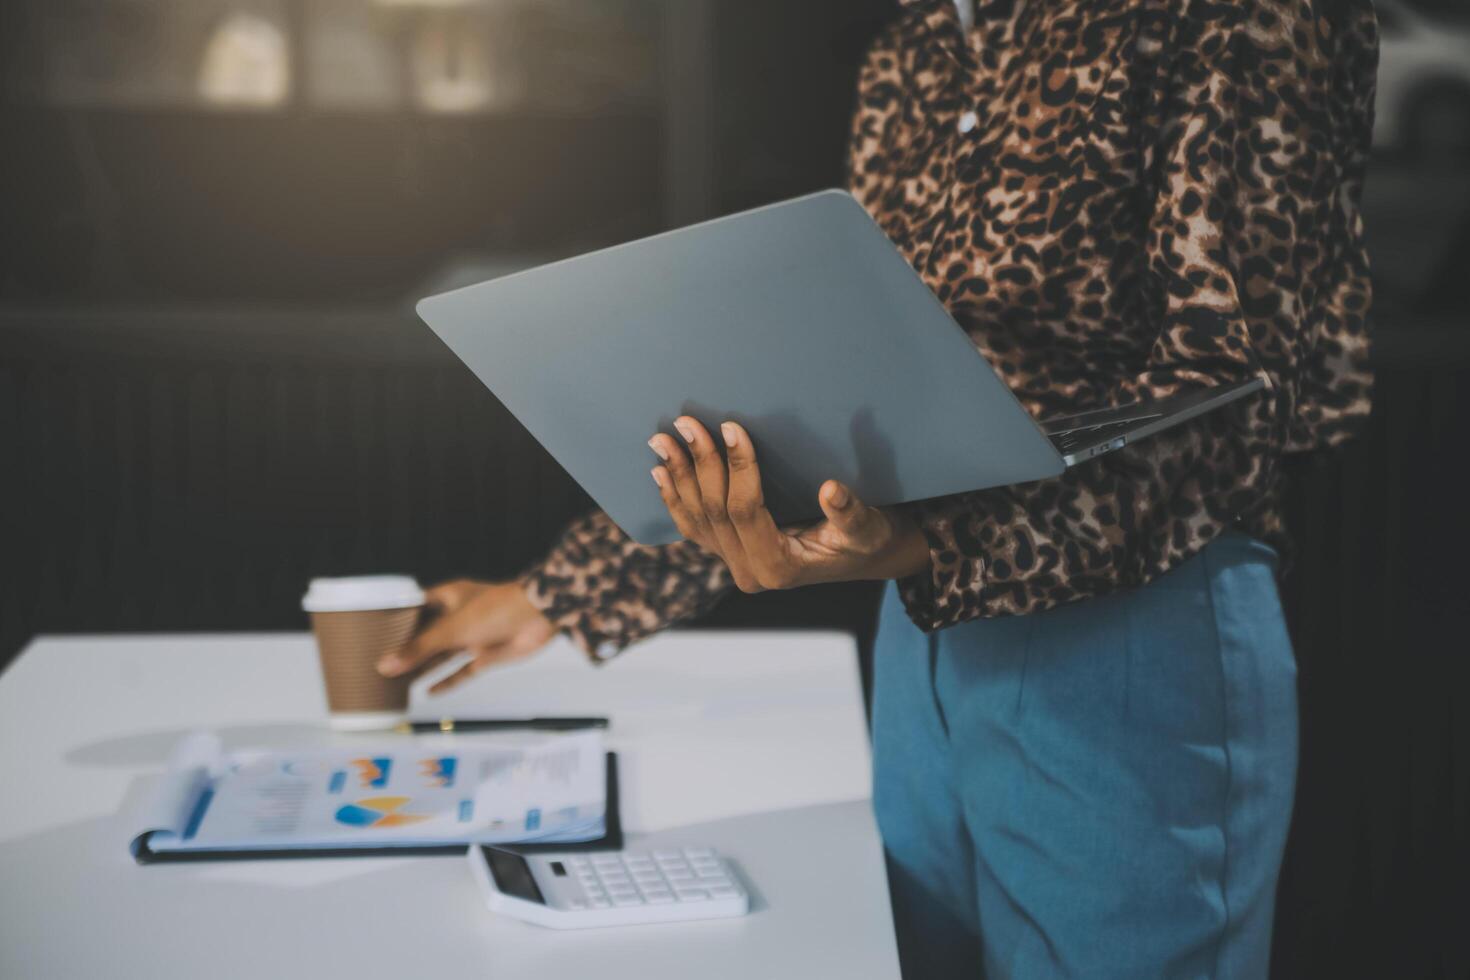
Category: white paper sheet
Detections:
[{"x1": 134, "y1": 730, "x2": 606, "y2": 854}]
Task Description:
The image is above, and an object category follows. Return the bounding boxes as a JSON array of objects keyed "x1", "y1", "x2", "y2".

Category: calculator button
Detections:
[
  {"x1": 674, "y1": 888, "x2": 709, "y2": 901},
  {"x1": 622, "y1": 851, "x2": 651, "y2": 862},
  {"x1": 644, "y1": 892, "x2": 675, "y2": 904},
  {"x1": 653, "y1": 849, "x2": 682, "y2": 860},
  {"x1": 569, "y1": 857, "x2": 590, "y2": 869},
  {"x1": 707, "y1": 886, "x2": 740, "y2": 899},
  {"x1": 589, "y1": 898, "x2": 611, "y2": 909},
  {"x1": 696, "y1": 867, "x2": 724, "y2": 878},
  {"x1": 567, "y1": 899, "x2": 588, "y2": 909},
  {"x1": 612, "y1": 894, "x2": 643, "y2": 907}
]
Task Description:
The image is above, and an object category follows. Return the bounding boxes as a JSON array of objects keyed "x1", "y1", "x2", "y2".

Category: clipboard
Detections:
[{"x1": 132, "y1": 752, "x2": 622, "y2": 865}]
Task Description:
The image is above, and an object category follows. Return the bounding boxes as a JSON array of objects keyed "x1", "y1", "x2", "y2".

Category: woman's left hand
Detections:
[{"x1": 648, "y1": 416, "x2": 932, "y2": 593}]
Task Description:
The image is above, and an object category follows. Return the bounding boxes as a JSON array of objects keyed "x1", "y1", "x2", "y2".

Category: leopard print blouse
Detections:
[{"x1": 524, "y1": 0, "x2": 1377, "y2": 659}]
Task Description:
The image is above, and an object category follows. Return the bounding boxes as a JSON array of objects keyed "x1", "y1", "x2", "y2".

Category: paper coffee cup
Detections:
[{"x1": 302, "y1": 576, "x2": 425, "y2": 731}]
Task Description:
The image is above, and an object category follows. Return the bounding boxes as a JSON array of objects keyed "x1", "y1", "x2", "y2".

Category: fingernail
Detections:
[
  {"x1": 651, "y1": 467, "x2": 665, "y2": 488},
  {"x1": 829, "y1": 484, "x2": 850, "y2": 508},
  {"x1": 674, "y1": 419, "x2": 695, "y2": 443},
  {"x1": 721, "y1": 422, "x2": 738, "y2": 447},
  {"x1": 647, "y1": 438, "x2": 668, "y2": 460},
  {"x1": 376, "y1": 656, "x2": 399, "y2": 675}
]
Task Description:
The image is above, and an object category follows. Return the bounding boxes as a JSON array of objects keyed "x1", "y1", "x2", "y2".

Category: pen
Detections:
[{"x1": 393, "y1": 717, "x2": 610, "y2": 734}]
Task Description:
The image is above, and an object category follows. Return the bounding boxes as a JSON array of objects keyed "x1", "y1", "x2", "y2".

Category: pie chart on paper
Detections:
[{"x1": 334, "y1": 796, "x2": 432, "y2": 828}]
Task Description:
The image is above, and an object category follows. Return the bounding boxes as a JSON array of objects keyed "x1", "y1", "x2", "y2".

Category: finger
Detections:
[
  {"x1": 421, "y1": 581, "x2": 470, "y2": 615},
  {"x1": 652, "y1": 428, "x2": 709, "y2": 540},
  {"x1": 679, "y1": 416, "x2": 730, "y2": 521},
  {"x1": 426, "y1": 651, "x2": 491, "y2": 695},
  {"x1": 720, "y1": 421, "x2": 798, "y2": 590},
  {"x1": 412, "y1": 581, "x2": 468, "y2": 636},
  {"x1": 378, "y1": 613, "x2": 465, "y2": 677},
  {"x1": 427, "y1": 636, "x2": 537, "y2": 695},
  {"x1": 818, "y1": 480, "x2": 881, "y2": 540},
  {"x1": 423, "y1": 581, "x2": 461, "y2": 614},
  {"x1": 656, "y1": 455, "x2": 759, "y2": 589},
  {"x1": 679, "y1": 416, "x2": 757, "y2": 572},
  {"x1": 652, "y1": 465, "x2": 705, "y2": 544},
  {"x1": 652, "y1": 462, "x2": 760, "y2": 588}
]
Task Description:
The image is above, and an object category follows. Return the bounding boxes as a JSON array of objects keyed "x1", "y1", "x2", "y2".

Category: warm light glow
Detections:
[
  {"x1": 411, "y1": 15, "x2": 496, "y2": 113},
  {"x1": 198, "y1": 11, "x2": 291, "y2": 107}
]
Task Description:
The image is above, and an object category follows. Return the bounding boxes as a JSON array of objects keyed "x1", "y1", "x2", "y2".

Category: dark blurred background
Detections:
[{"x1": 1, "y1": 1, "x2": 1467, "y2": 976}]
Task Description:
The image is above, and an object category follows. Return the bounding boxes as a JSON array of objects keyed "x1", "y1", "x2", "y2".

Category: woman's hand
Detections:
[
  {"x1": 648, "y1": 417, "x2": 931, "y2": 593},
  {"x1": 376, "y1": 579, "x2": 557, "y2": 694}
]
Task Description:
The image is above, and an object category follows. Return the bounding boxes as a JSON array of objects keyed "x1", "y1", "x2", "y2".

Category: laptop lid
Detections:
[{"x1": 418, "y1": 190, "x2": 1065, "y2": 545}]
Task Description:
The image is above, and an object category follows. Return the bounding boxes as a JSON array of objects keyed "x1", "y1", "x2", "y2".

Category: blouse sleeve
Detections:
[
  {"x1": 892, "y1": 0, "x2": 1376, "y2": 630},
  {"x1": 522, "y1": 510, "x2": 734, "y2": 661}
]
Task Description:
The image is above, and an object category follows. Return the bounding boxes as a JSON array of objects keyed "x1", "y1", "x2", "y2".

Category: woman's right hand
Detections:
[{"x1": 376, "y1": 579, "x2": 557, "y2": 694}]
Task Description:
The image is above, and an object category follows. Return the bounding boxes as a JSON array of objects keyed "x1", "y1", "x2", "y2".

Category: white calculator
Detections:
[{"x1": 468, "y1": 845, "x2": 750, "y2": 929}]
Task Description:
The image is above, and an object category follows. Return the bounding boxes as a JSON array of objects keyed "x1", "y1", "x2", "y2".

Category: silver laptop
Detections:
[{"x1": 418, "y1": 190, "x2": 1264, "y2": 545}]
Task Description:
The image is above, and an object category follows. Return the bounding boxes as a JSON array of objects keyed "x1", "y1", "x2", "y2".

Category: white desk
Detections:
[{"x1": 0, "y1": 631, "x2": 898, "y2": 979}]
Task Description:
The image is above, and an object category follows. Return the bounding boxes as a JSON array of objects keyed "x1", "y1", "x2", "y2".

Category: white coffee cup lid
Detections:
[{"x1": 302, "y1": 576, "x2": 425, "y2": 613}]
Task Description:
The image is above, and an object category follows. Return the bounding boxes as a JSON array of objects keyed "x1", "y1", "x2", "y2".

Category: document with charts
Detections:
[{"x1": 130, "y1": 730, "x2": 608, "y2": 858}]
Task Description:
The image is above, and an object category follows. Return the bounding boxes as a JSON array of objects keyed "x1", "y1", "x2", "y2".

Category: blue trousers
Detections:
[{"x1": 872, "y1": 533, "x2": 1298, "y2": 980}]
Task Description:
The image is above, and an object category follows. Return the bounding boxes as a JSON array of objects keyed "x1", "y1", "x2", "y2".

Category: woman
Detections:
[{"x1": 379, "y1": 0, "x2": 1377, "y2": 975}]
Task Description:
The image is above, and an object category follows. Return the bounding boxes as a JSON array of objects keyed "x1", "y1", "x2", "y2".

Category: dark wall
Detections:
[{"x1": 1272, "y1": 333, "x2": 1470, "y2": 980}]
